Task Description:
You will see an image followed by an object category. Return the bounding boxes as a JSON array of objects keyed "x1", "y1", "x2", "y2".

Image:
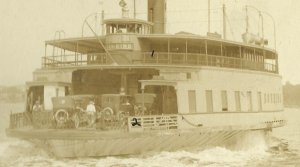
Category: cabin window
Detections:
[
  {"x1": 55, "y1": 88, "x2": 59, "y2": 97},
  {"x1": 188, "y1": 90, "x2": 196, "y2": 113},
  {"x1": 127, "y1": 24, "x2": 135, "y2": 33},
  {"x1": 234, "y1": 91, "x2": 241, "y2": 112},
  {"x1": 205, "y1": 90, "x2": 213, "y2": 113},
  {"x1": 257, "y1": 92, "x2": 262, "y2": 111},
  {"x1": 110, "y1": 24, "x2": 117, "y2": 34},
  {"x1": 186, "y1": 73, "x2": 191, "y2": 79},
  {"x1": 221, "y1": 90, "x2": 228, "y2": 111},
  {"x1": 65, "y1": 86, "x2": 69, "y2": 96},
  {"x1": 247, "y1": 91, "x2": 253, "y2": 111},
  {"x1": 117, "y1": 24, "x2": 127, "y2": 33},
  {"x1": 136, "y1": 24, "x2": 142, "y2": 34}
]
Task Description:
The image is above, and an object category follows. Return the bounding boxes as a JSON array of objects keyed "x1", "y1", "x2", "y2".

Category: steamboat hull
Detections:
[{"x1": 6, "y1": 127, "x2": 273, "y2": 158}]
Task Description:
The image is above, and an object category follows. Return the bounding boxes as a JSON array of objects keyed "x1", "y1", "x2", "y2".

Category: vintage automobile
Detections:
[
  {"x1": 96, "y1": 93, "x2": 156, "y2": 130},
  {"x1": 51, "y1": 93, "x2": 156, "y2": 129}
]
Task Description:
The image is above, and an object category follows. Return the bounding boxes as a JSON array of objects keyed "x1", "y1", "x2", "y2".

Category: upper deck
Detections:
[
  {"x1": 42, "y1": 0, "x2": 278, "y2": 74},
  {"x1": 43, "y1": 33, "x2": 278, "y2": 74}
]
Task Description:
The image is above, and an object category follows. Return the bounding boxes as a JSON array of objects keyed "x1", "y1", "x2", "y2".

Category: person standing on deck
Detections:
[
  {"x1": 86, "y1": 101, "x2": 96, "y2": 126},
  {"x1": 32, "y1": 100, "x2": 43, "y2": 112}
]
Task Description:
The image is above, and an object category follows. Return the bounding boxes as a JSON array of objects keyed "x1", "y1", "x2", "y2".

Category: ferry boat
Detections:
[{"x1": 6, "y1": 0, "x2": 286, "y2": 158}]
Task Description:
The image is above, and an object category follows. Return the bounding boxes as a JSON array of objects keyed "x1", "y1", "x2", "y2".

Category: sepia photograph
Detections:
[{"x1": 0, "y1": 0, "x2": 300, "y2": 166}]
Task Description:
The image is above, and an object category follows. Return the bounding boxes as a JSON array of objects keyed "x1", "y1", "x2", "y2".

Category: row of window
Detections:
[
  {"x1": 264, "y1": 93, "x2": 282, "y2": 104},
  {"x1": 187, "y1": 90, "x2": 282, "y2": 113},
  {"x1": 106, "y1": 23, "x2": 152, "y2": 35}
]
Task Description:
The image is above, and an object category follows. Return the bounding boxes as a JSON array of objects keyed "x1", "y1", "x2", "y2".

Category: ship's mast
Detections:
[
  {"x1": 245, "y1": 6, "x2": 249, "y2": 33},
  {"x1": 133, "y1": 0, "x2": 136, "y2": 18},
  {"x1": 222, "y1": 3, "x2": 226, "y2": 39},
  {"x1": 208, "y1": 0, "x2": 211, "y2": 33}
]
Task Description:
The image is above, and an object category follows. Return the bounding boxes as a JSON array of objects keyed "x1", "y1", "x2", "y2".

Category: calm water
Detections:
[{"x1": 0, "y1": 103, "x2": 299, "y2": 167}]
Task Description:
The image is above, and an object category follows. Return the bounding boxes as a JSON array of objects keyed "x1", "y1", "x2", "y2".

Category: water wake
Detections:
[{"x1": 0, "y1": 133, "x2": 269, "y2": 167}]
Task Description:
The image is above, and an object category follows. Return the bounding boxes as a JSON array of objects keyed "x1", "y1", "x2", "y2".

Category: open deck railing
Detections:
[
  {"x1": 9, "y1": 112, "x2": 32, "y2": 129},
  {"x1": 42, "y1": 53, "x2": 107, "y2": 67},
  {"x1": 42, "y1": 52, "x2": 277, "y2": 73}
]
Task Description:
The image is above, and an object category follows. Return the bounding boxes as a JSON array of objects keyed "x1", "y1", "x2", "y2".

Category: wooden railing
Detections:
[
  {"x1": 9, "y1": 111, "x2": 55, "y2": 129},
  {"x1": 32, "y1": 111, "x2": 54, "y2": 128},
  {"x1": 128, "y1": 115, "x2": 178, "y2": 132},
  {"x1": 42, "y1": 53, "x2": 107, "y2": 67},
  {"x1": 42, "y1": 52, "x2": 277, "y2": 73},
  {"x1": 9, "y1": 112, "x2": 32, "y2": 129}
]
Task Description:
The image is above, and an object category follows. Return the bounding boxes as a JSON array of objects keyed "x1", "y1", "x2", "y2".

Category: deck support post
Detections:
[
  {"x1": 239, "y1": 46, "x2": 242, "y2": 68},
  {"x1": 275, "y1": 53, "x2": 279, "y2": 73},
  {"x1": 205, "y1": 40, "x2": 208, "y2": 65},
  {"x1": 254, "y1": 48, "x2": 256, "y2": 70},
  {"x1": 76, "y1": 42, "x2": 79, "y2": 65},
  {"x1": 221, "y1": 42, "x2": 223, "y2": 57},
  {"x1": 221, "y1": 42, "x2": 223, "y2": 66},
  {"x1": 185, "y1": 39, "x2": 188, "y2": 64},
  {"x1": 142, "y1": 89, "x2": 145, "y2": 115},
  {"x1": 44, "y1": 44, "x2": 47, "y2": 67},
  {"x1": 168, "y1": 38, "x2": 170, "y2": 64}
]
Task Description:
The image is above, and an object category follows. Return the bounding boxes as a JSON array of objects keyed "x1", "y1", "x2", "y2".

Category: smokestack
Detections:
[{"x1": 148, "y1": 0, "x2": 166, "y2": 34}]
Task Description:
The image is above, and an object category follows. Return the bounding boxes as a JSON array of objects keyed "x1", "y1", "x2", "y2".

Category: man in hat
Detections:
[
  {"x1": 86, "y1": 100, "x2": 96, "y2": 127},
  {"x1": 32, "y1": 100, "x2": 43, "y2": 112}
]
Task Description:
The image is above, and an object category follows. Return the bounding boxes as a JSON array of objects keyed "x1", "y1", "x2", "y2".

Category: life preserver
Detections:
[{"x1": 54, "y1": 109, "x2": 69, "y2": 126}]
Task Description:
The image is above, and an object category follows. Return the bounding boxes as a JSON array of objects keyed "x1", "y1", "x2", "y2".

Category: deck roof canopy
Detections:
[
  {"x1": 45, "y1": 36, "x2": 105, "y2": 54},
  {"x1": 45, "y1": 34, "x2": 277, "y2": 59}
]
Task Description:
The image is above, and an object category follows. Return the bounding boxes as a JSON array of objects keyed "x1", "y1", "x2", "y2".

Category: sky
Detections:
[{"x1": 0, "y1": 0, "x2": 300, "y2": 85}]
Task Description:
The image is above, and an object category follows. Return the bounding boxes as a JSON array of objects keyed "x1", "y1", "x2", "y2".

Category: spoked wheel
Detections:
[
  {"x1": 54, "y1": 109, "x2": 69, "y2": 128},
  {"x1": 101, "y1": 107, "x2": 114, "y2": 121}
]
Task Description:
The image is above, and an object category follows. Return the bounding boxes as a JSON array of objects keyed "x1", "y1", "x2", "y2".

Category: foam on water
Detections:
[
  {"x1": 0, "y1": 133, "x2": 270, "y2": 167},
  {"x1": 93, "y1": 138, "x2": 270, "y2": 167}
]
